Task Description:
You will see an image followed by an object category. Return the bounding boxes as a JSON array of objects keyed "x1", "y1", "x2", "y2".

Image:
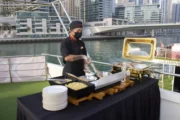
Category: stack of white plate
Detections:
[{"x1": 42, "y1": 85, "x2": 68, "y2": 111}]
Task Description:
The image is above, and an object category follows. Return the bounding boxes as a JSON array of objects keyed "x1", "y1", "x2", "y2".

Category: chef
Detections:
[{"x1": 61, "y1": 21, "x2": 90, "y2": 76}]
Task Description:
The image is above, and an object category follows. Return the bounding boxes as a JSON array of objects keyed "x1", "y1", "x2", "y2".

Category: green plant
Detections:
[
  {"x1": 27, "y1": 26, "x2": 31, "y2": 32},
  {"x1": 2, "y1": 23, "x2": 10, "y2": 30}
]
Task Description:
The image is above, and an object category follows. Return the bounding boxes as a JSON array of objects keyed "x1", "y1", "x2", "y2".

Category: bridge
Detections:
[{"x1": 83, "y1": 23, "x2": 180, "y2": 36}]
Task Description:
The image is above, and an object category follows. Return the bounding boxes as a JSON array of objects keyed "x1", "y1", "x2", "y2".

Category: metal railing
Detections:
[
  {"x1": 42, "y1": 53, "x2": 63, "y2": 66},
  {"x1": 42, "y1": 53, "x2": 112, "y2": 67},
  {"x1": 42, "y1": 53, "x2": 180, "y2": 91},
  {"x1": 42, "y1": 53, "x2": 180, "y2": 76}
]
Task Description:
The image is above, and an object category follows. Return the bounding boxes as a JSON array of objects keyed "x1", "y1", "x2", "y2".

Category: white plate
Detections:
[
  {"x1": 42, "y1": 96, "x2": 68, "y2": 103},
  {"x1": 42, "y1": 85, "x2": 68, "y2": 95},
  {"x1": 42, "y1": 94, "x2": 68, "y2": 99},
  {"x1": 43, "y1": 101, "x2": 67, "y2": 108},
  {"x1": 43, "y1": 99, "x2": 67, "y2": 106},
  {"x1": 42, "y1": 92, "x2": 67, "y2": 98},
  {"x1": 43, "y1": 102, "x2": 68, "y2": 111}
]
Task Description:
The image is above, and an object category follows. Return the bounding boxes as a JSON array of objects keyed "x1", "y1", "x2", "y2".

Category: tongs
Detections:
[{"x1": 67, "y1": 73, "x2": 88, "y2": 82}]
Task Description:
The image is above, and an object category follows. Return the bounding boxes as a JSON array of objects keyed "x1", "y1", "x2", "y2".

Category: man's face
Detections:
[{"x1": 72, "y1": 28, "x2": 82, "y2": 35}]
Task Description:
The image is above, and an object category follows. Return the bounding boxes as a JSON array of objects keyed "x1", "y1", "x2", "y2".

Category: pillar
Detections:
[{"x1": 151, "y1": 29, "x2": 155, "y2": 37}]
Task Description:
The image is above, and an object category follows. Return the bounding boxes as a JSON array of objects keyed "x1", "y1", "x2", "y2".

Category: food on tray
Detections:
[
  {"x1": 65, "y1": 82, "x2": 87, "y2": 90},
  {"x1": 54, "y1": 79, "x2": 72, "y2": 84}
]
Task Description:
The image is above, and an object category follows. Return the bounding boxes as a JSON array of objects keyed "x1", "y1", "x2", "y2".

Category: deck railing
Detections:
[{"x1": 42, "y1": 53, "x2": 180, "y2": 91}]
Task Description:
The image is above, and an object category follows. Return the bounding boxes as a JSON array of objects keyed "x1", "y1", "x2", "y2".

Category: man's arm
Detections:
[
  {"x1": 64, "y1": 55, "x2": 85, "y2": 62},
  {"x1": 61, "y1": 40, "x2": 84, "y2": 62},
  {"x1": 61, "y1": 40, "x2": 90, "y2": 63}
]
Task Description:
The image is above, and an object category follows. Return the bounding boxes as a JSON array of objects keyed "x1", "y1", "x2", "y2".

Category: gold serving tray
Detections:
[{"x1": 122, "y1": 37, "x2": 156, "y2": 61}]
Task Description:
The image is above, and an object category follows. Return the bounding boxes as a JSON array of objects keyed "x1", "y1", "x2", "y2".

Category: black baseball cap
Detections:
[{"x1": 70, "y1": 21, "x2": 83, "y2": 30}]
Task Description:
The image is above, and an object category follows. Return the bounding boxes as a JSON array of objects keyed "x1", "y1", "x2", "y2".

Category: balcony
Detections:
[
  {"x1": 50, "y1": 26, "x2": 57, "y2": 29},
  {"x1": 19, "y1": 26, "x2": 27, "y2": 29},
  {"x1": 35, "y1": 23, "x2": 42, "y2": 25},
  {"x1": 19, "y1": 22, "x2": 27, "y2": 25}
]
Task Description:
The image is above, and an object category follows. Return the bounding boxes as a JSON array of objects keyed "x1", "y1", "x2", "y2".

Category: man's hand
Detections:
[
  {"x1": 84, "y1": 64, "x2": 92, "y2": 73},
  {"x1": 82, "y1": 55, "x2": 91, "y2": 64},
  {"x1": 64, "y1": 55, "x2": 90, "y2": 63},
  {"x1": 96, "y1": 70, "x2": 103, "y2": 78}
]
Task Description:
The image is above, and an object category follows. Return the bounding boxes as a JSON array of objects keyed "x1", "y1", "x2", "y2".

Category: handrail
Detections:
[
  {"x1": 42, "y1": 53, "x2": 62, "y2": 58},
  {"x1": 0, "y1": 54, "x2": 44, "y2": 58},
  {"x1": 42, "y1": 53, "x2": 180, "y2": 78},
  {"x1": 91, "y1": 60, "x2": 113, "y2": 66},
  {"x1": 152, "y1": 70, "x2": 180, "y2": 78},
  {"x1": 42, "y1": 53, "x2": 113, "y2": 67}
]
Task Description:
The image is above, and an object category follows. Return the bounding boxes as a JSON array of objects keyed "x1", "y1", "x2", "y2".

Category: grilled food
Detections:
[{"x1": 65, "y1": 82, "x2": 87, "y2": 90}]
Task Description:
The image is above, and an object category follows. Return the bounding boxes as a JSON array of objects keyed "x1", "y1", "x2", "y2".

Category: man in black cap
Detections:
[{"x1": 60, "y1": 21, "x2": 90, "y2": 76}]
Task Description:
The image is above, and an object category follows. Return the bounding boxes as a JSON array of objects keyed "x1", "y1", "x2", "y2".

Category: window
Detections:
[
  {"x1": 20, "y1": 29, "x2": 27, "y2": 32},
  {"x1": 51, "y1": 29, "x2": 56, "y2": 32},
  {"x1": 35, "y1": 25, "x2": 42, "y2": 27},
  {"x1": 20, "y1": 25, "x2": 26, "y2": 27},
  {"x1": 36, "y1": 29, "x2": 42, "y2": 32}
]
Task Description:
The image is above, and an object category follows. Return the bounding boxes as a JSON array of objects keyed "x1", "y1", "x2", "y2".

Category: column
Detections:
[{"x1": 151, "y1": 29, "x2": 155, "y2": 37}]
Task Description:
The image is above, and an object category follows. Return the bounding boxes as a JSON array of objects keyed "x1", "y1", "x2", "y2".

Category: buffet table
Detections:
[{"x1": 17, "y1": 78, "x2": 160, "y2": 120}]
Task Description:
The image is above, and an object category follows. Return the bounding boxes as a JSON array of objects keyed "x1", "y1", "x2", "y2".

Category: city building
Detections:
[
  {"x1": 152, "y1": 0, "x2": 159, "y2": 4},
  {"x1": 60, "y1": 0, "x2": 81, "y2": 20},
  {"x1": 15, "y1": 11, "x2": 77, "y2": 38},
  {"x1": 135, "y1": 0, "x2": 154, "y2": 5},
  {"x1": 161, "y1": 0, "x2": 172, "y2": 23},
  {"x1": 116, "y1": 0, "x2": 135, "y2": 6},
  {"x1": 117, "y1": 0, "x2": 157, "y2": 6},
  {"x1": 140, "y1": 0, "x2": 152, "y2": 5},
  {"x1": 0, "y1": 0, "x2": 30, "y2": 17},
  {"x1": 172, "y1": 3, "x2": 180, "y2": 23},
  {"x1": 115, "y1": 6, "x2": 125, "y2": 19},
  {"x1": 81, "y1": 0, "x2": 115, "y2": 22},
  {"x1": 12, "y1": 0, "x2": 81, "y2": 37},
  {"x1": 124, "y1": 4, "x2": 161, "y2": 24},
  {"x1": 85, "y1": 18, "x2": 128, "y2": 27}
]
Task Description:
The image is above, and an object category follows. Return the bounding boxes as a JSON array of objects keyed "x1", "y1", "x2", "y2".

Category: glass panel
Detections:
[
  {"x1": 128, "y1": 43, "x2": 151, "y2": 56},
  {"x1": 122, "y1": 38, "x2": 156, "y2": 61}
]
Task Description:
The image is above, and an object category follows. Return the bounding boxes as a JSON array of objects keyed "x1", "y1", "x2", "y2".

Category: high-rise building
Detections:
[
  {"x1": 152, "y1": 0, "x2": 159, "y2": 4},
  {"x1": 80, "y1": 0, "x2": 86, "y2": 22},
  {"x1": 15, "y1": 0, "x2": 78, "y2": 37},
  {"x1": 172, "y1": 4, "x2": 180, "y2": 23},
  {"x1": 136, "y1": 0, "x2": 152, "y2": 5},
  {"x1": 115, "y1": 6, "x2": 125, "y2": 19},
  {"x1": 136, "y1": 0, "x2": 139, "y2": 5},
  {"x1": 82, "y1": 0, "x2": 114, "y2": 22},
  {"x1": 60, "y1": 0, "x2": 81, "y2": 20},
  {"x1": 124, "y1": 4, "x2": 161, "y2": 24},
  {"x1": 0, "y1": 0, "x2": 30, "y2": 17},
  {"x1": 117, "y1": 0, "x2": 135, "y2": 5},
  {"x1": 118, "y1": 0, "x2": 153, "y2": 5},
  {"x1": 16, "y1": 11, "x2": 77, "y2": 37},
  {"x1": 161, "y1": 0, "x2": 172, "y2": 23}
]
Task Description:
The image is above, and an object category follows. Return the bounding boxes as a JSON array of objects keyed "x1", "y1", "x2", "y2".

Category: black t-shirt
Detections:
[{"x1": 60, "y1": 37, "x2": 87, "y2": 76}]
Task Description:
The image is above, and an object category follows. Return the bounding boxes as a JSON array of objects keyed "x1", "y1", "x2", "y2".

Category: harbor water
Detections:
[{"x1": 0, "y1": 36, "x2": 179, "y2": 71}]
